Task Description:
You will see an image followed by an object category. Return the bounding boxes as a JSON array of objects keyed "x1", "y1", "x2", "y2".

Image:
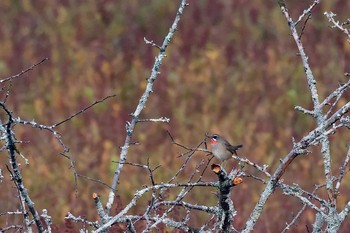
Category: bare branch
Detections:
[
  {"x1": 106, "y1": 0, "x2": 189, "y2": 217},
  {"x1": 77, "y1": 174, "x2": 115, "y2": 191},
  {"x1": 96, "y1": 181, "x2": 217, "y2": 232},
  {"x1": 324, "y1": 12, "x2": 350, "y2": 41},
  {"x1": 144, "y1": 37, "x2": 161, "y2": 49},
  {"x1": 334, "y1": 145, "x2": 350, "y2": 198},
  {"x1": 155, "y1": 200, "x2": 218, "y2": 214},
  {"x1": 0, "y1": 58, "x2": 48, "y2": 83},
  {"x1": 1, "y1": 103, "x2": 44, "y2": 232},
  {"x1": 137, "y1": 117, "x2": 170, "y2": 123},
  {"x1": 298, "y1": 13, "x2": 312, "y2": 40},
  {"x1": 65, "y1": 212, "x2": 100, "y2": 229},
  {"x1": 295, "y1": 0, "x2": 320, "y2": 26},
  {"x1": 52, "y1": 94, "x2": 116, "y2": 128}
]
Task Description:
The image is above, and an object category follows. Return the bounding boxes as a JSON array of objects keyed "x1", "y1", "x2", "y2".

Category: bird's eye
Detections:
[{"x1": 212, "y1": 135, "x2": 217, "y2": 140}]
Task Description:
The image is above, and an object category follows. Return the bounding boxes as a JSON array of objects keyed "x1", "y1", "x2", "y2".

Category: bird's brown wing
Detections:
[{"x1": 225, "y1": 141, "x2": 243, "y2": 155}]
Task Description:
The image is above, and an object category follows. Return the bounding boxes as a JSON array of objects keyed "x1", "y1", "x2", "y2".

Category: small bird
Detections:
[{"x1": 209, "y1": 134, "x2": 243, "y2": 166}]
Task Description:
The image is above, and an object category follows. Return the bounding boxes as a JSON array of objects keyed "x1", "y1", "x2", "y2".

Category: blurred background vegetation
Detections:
[{"x1": 1, "y1": 0, "x2": 350, "y2": 231}]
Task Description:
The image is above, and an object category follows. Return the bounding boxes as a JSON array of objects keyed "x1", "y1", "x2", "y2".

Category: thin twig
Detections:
[
  {"x1": 77, "y1": 174, "x2": 115, "y2": 191},
  {"x1": 0, "y1": 58, "x2": 48, "y2": 83},
  {"x1": 52, "y1": 94, "x2": 116, "y2": 127},
  {"x1": 137, "y1": 117, "x2": 170, "y2": 123},
  {"x1": 281, "y1": 185, "x2": 321, "y2": 233},
  {"x1": 143, "y1": 37, "x2": 162, "y2": 50},
  {"x1": 334, "y1": 145, "x2": 350, "y2": 198},
  {"x1": 299, "y1": 13, "x2": 312, "y2": 40},
  {"x1": 295, "y1": 0, "x2": 320, "y2": 26},
  {"x1": 325, "y1": 12, "x2": 350, "y2": 41}
]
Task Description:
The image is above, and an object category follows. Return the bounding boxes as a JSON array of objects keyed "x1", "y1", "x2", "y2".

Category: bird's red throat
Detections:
[{"x1": 210, "y1": 139, "x2": 217, "y2": 145}]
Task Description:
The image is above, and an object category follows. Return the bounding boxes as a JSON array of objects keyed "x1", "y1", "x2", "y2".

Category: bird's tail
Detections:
[{"x1": 232, "y1": 144, "x2": 243, "y2": 155}]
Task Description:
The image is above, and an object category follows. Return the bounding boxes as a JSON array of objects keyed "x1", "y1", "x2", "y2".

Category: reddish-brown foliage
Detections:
[{"x1": 1, "y1": 0, "x2": 350, "y2": 232}]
